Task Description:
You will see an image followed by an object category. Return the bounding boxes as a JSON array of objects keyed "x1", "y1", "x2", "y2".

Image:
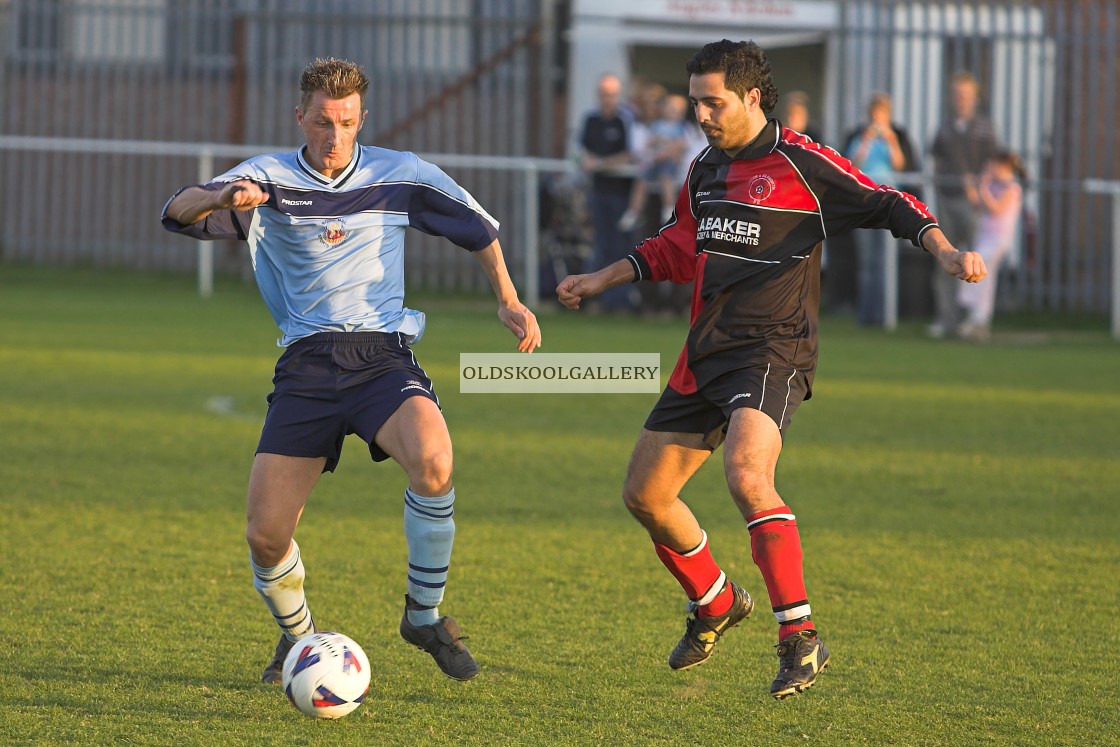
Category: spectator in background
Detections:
[
  {"x1": 630, "y1": 79, "x2": 668, "y2": 126},
  {"x1": 844, "y1": 92, "x2": 920, "y2": 326},
  {"x1": 623, "y1": 88, "x2": 703, "y2": 319},
  {"x1": 628, "y1": 77, "x2": 664, "y2": 120},
  {"x1": 620, "y1": 93, "x2": 696, "y2": 231},
  {"x1": 619, "y1": 81, "x2": 667, "y2": 234},
  {"x1": 929, "y1": 71, "x2": 999, "y2": 338},
  {"x1": 957, "y1": 150, "x2": 1025, "y2": 341},
  {"x1": 782, "y1": 90, "x2": 822, "y2": 143},
  {"x1": 784, "y1": 89, "x2": 853, "y2": 312},
  {"x1": 579, "y1": 73, "x2": 639, "y2": 313}
]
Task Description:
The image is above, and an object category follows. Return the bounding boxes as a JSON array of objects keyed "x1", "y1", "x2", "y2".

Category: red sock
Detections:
[
  {"x1": 746, "y1": 506, "x2": 814, "y2": 640},
  {"x1": 653, "y1": 532, "x2": 734, "y2": 618}
]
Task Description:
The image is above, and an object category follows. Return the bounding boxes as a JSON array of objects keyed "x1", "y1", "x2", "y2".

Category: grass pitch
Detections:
[{"x1": 1, "y1": 265, "x2": 1117, "y2": 746}]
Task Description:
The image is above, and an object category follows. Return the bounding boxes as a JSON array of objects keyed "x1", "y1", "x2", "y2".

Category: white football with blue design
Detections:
[{"x1": 281, "y1": 631, "x2": 371, "y2": 719}]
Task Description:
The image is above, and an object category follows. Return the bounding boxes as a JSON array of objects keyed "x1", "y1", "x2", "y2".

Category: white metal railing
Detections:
[
  {"x1": 2, "y1": 136, "x2": 1117, "y2": 337},
  {"x1": 0, "y1": 135, "x2": 573, "y2": 307},
  {"x1": 871, "y1": 171, "x2": 1120, "y2": 341}
]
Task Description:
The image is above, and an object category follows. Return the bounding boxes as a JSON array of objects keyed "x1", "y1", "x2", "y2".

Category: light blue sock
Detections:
[
  {"x1": 251, "y1": 540, "x2": 315, "y2": 641},
  {"x1": 403, "y1": 486, "x2": 455, "y2": 622},
  {"x1": 407, "y1": 605, "x2": 440, "y2": 627}
]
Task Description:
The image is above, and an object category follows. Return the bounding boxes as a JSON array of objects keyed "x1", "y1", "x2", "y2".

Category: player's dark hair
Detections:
[
  {"x1": 686, "y1": 40, "x2": 779, "y2": 114},
  {"x1": 300, "y1": 57, "x2": 370, "y2": 110}
]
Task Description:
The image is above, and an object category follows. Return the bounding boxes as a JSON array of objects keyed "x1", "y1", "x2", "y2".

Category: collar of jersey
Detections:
[
  {"x1": 700, "y1": 118, "x2": 781, "y2": 164},
  {"x1": 296, "y1": 145, "x2": 361, "y2": 189}
]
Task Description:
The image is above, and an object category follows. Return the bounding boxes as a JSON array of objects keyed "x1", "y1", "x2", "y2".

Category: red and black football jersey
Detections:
[{"x1": 627, "y1": 119, "x2": 937, "y2": 397}]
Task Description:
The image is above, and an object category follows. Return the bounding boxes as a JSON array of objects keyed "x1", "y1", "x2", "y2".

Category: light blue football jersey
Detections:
[{"x1": 162, "y1": 145, "x2": 499, "y2": 346}]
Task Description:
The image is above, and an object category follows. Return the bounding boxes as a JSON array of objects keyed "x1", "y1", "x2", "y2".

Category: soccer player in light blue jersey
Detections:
[{"x1": 162, "y1": 57, "x2": 540, "y2": 684}]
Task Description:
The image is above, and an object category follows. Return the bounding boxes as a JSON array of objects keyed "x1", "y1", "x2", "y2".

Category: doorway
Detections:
[{"x1": 628, "y1": 42, "x2": 828, "y2": 134}]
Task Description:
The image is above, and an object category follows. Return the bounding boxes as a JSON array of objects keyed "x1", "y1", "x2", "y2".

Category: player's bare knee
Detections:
[
  {"x1": 622, "y1": 480, "x2": 660, "y2": 522},
  {"x1": 624, "y1": 502, "x2": 660, "y2": 527},
  {"x1": 726, "y1": 467, "x2": 775, "y2": 507},
  {"x1": 621, "y1": 477, "x2": 642, "y2": 512},
  {"x1": 246, "y1": 529, "x2": 291, "y2": 568},
  {"x1": 409, "y1": 447, "x2": 454, "y2": 496}
]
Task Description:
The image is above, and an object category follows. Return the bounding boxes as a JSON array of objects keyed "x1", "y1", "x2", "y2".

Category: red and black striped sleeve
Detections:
[{"x1": 782, "y1": 139, "x2": 938, "y2": 250}]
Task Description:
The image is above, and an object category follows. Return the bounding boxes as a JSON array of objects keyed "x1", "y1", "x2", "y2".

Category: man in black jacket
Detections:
[
  {"x1": 578, "y1": 73, "x2": 638, "y2": 313},
  {"x1": 929, "y1": 71, "x2": 999, "y2": 337}
]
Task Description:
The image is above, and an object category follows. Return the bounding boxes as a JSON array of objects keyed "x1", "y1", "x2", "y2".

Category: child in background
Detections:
[
  {"x1": 957, "y1": 150, "x2": 1025, "y2": 341},
  {"x1": 619, "y1": 94, "x2": 694, "y2": 230}
]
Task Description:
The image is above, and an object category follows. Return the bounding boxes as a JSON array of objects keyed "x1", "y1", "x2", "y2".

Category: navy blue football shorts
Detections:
[
  {"x1": 643, "y1": 363, "x2": 810, "y2": 450},
  {"x1": 256, "y1": 331, "x2": 439, "y2": 472}
]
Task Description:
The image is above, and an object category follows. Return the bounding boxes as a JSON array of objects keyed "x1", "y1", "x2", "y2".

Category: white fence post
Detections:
[
  {"x1": 1084, "y1": 179, "x2": 1120, "y2": 341},
  {"x1": 881, "y1": 170, "x2": 927, "y2": 332},
  {"x1": 884, "y1": 237, "x2": 898, "y2": 331},
  {"x1": 1112, "y1": 193, "x2": 1120, "y2": 341},
  {"x1": 197, "y1": 149, "x2": 214, "y2": 299},
  {"x1": 523, "y1": 162, "x2": 540, "y2": 308}
]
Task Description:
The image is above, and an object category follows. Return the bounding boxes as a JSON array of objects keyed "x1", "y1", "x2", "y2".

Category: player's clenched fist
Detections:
[
  {"x1": 920, "y1": 228, "x2": 987, "y2": 284},
  {"x1": 556, "y1": 274, "x2": 604, "y2": 310},
  {"x1": 218, "y1": 179, "x2": 269, "y2": 211},
  {"x1": 955, "y1": 250, "x2": 987, "y2": 283},
  {"x1": 944, "y1": 250, "x2": 987, "y2": 284}
]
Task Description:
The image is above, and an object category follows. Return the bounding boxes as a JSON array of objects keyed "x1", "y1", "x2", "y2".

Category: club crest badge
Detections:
[
  {"x1": 747, "y1": 174, "x2": 776, "y2": 204},
  {"x1": 320, "y1": 219, "x2": 347, "y2": 246}
]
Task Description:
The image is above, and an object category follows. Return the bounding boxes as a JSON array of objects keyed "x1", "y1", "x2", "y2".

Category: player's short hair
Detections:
[
  {"x1": 299, "y1": 57, "x2": 370, "y2": 110},
  {"x1": 686, "y1": 40, "x2": 779, "y2": 114}
]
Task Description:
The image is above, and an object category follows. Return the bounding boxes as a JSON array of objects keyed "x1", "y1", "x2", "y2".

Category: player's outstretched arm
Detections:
[
  {"x1": 556, "y1": 259, "x2": 638, "y2": 310},
  {"x1": 473, "y1": 240, "x2": 541, "y2": 353},
  {"x1": 165, "y1": 179, "x2": 269, "y2": 226},
  {"x1": 921, "y1": 227, "x2": 987, "y2": 283}
]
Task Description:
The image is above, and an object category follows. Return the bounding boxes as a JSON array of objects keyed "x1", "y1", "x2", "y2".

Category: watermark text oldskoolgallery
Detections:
[{"x1": 459, "y1": 353, "x2": 660, "y2": 393}]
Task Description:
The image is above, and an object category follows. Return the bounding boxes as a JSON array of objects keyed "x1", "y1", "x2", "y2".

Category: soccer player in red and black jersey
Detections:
[{"x1": 557, "y1": 40, "x2": 986, "y2": 699}]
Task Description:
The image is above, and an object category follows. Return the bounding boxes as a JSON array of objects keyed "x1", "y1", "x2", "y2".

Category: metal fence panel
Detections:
[
  {"x1": 0, "y1": 0, "x2": 553, "y2": 294},
  {"x1": 833, "y1": 0, "x2": 1118, "y2": 315},
  {"x1": 0, "y1": 0, "x2": 1117, "y2": 318}
]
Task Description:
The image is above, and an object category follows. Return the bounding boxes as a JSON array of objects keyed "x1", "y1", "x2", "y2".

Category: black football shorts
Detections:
[
  {"x1": 256, "y1": 331, "x2": 439, "y2": 472},
  {"x1": 643, "y1": 362, "x2": 810, "y2": 449}
]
